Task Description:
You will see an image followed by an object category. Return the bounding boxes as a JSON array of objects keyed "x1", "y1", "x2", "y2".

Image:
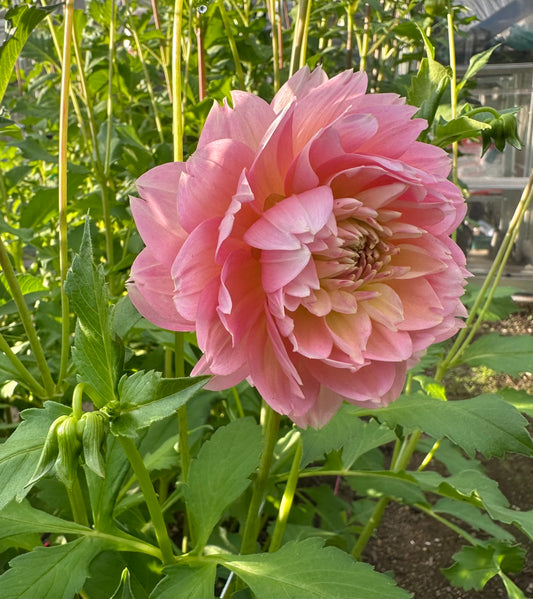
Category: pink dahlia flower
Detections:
[{"x1": 128, "y1": 67, "x2": 468, "y2": 428}]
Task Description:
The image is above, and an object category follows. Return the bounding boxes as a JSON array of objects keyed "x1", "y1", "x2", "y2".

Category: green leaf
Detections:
[
  {"x1": 442, "y1": 542, "x2": 525, "y2": 592},
  {"x1": 110, "y1": 371, "x2": 207, "y2": 437},
  {"x1": 500, "y1": 388, "x2": 533, "y2": 418},
  {"x1": 65, "y1": 218, "x2": 121, "y2": 408},
  {"x1": 406, "y1": 25, "x2": 451, "y2": 130},
  {"x1": 184, "y1": 418, "x2": 263, "y2": 550},
  {"x1": 361, "y1": 393, "x2": 533, "y2": 458},
  {"x1": 110, "y1": 568, "x2": 137, "y2": 599},
  {"x1": 437, "y1": 469, "x2": 533, "y2": 541},
  {"x1": 434, "y1": 115, "x2": 491, "y2": 147},
  {"x1": 220, "y1": 538, "x2": 411, "y2": 598},
  {"x1": 0, "y1": 402, "x2": 70, "y2": 510},
  {"x1": 0, "y1": 499, "x2": 90, "y2": 540},
  {"x1": 0, "y1": 273, "x2": 46, "y2": 300},
  {"x1": 0, "y1": 537, "x2": 105, "y2": 599},
  {"x1": 150, "y1": 563, "x2": 216, "y2": 599},
  {"x1": 461, "y1": 334, "x2": 533, "y2": 376},
  {"x1": 347, "y1": 471, "x2": 427, "y2": 505},
  {"x1": 301, "y1": 404, "x2": 396, "y2": 469},
  {"x1": 500, "y1": 572, "x2": 527, "y2": 599},
  {"x1": 432, "y1": 498, "x2": 514, "y2": 542},
  {"x1": 0, "y1": 4, "x2": 59, "y2": 104},
  {"x1": 457, "y1": 45, "x2": 499, "y2": 93}
]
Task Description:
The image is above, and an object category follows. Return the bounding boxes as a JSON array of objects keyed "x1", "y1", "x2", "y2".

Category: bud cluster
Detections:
[{"x1": 28, "y1": 411, "x2": 108, "y2": 489}]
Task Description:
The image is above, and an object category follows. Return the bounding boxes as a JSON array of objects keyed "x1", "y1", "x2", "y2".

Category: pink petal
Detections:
[
  {"x1": 325, "y1": 311, "x2": 371, "y2": 363},
  {"x1": 271, "y1": 65, "x2": 328, "y2": 114},
  {"x1": 198, "y1": 91, "x2": 274, "y2": 151},
  {"x1": 363, "y1": 323, "x2": 413, "y2": 362},
  {"x1": 195, "y1": 278, "x2": 248, "y2": 376},
  {"x1": 172, "y1": 218, "x2": 222, "y2": 322},
  {"x1": 178, "y1": 139, "x2": 255, "y2": 232},
  {"x1": 260, "y1": 246, "x2": 312, "y2": 294},
  {"x1": 218, "y1": 249, "x2": 264, "y2": 345},
  {"x1": 360, "y1": 283, "x2": 404, "y2": 329},
  {"x1": 288, "y1": 309, "x2": 333, "y2": 359},
  {"x1": 244, "y1": 187, "x2": 334, "y2": 250},
  {"x1": 128, "y1": 249, "x2": 194, "y2": 331}
]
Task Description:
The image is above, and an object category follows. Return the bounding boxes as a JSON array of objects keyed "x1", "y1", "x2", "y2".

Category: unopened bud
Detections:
[
  {"x1": 81, "y1": 411, "x2": 107, "y2": 478},
  {"x1": 55, "y1": 416, "x2": 82, "y2": 489},
  {"x1": 26, "y1": 415, "x2": 69, "y2": 488}
]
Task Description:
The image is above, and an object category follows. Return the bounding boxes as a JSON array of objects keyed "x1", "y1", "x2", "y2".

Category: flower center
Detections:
[{"x1": 314, "y1": 216, "x2": 395, "y2": 290}]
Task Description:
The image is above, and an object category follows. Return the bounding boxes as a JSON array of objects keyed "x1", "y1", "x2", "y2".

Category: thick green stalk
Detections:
[
  {"x1": 216, "y1": 0, "x2": 245, "y2": 89},
  {"x1": 359, "y1": 3, "x2": 371, "y2": 73},
  {"x1": 351, "y1": 496, "x2": 389, "y2": 560},
  {"x1": 266, "y1": 0, "x2": 280, "y2": 91},
  {"x1": 447, "y1": 5, "x2": 459, "y2": 186},
  {"x1": 57, "y1": 0, "x2": 75, "y2": 388},
  {"x1": 299, "y1": 0, "x2": 312, "y2": 69},
  {"x1": 101, "y1": 0, "x2": 116, "y2": 275},
  {"x1": 240, "y1": 405, "x2": 281, "y2": 555},
  {"x1": 289, "y1": 0, "x2": 310, "y2": 77},
  {"x1": 119, "y1": 437, "x2": 175, "y2": 565},
  {"x1": 172, "y1": 0, "x2": 184, "y2": 162},
  {"x1": 68, "y1": 475, "x2": 89, "y2": 527},
  {"x1": 0, "y1": 238, "x2": 55, "y2": 397},
  {"x1": 269, "y1": 432, "x2": 302, "y2": 552}
]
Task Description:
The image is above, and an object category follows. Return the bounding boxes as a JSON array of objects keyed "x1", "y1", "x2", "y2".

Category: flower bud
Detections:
[
  {"x1": 55, "y1": 416, "x2": 82, "y2": 489},
  {"x1": 26, "y1": 415, "x2": 70, "y2": 488},
  {"x1": 81, "y1": 411, "x2": 107, "y2": 478},
  {"x1": 425, "y1": 0, "x2": 447, "y2": 17}
]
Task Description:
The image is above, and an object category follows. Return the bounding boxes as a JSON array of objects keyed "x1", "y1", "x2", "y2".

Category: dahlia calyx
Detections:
[{"x1": 128, "y1": 66, "x2": 469, "y2": 428}]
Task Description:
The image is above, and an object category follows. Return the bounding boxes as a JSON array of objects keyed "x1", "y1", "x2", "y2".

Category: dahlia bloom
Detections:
[{"x1": 128, "y1": 67, "x2": 468, "y2": 428}]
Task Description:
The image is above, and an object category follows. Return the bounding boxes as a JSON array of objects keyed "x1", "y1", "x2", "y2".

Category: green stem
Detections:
[
  {"x1": 269, "y1": 432, "x2": 302, "y2": 552},
  {"x1": 231, "y1": 386, "x2": 245, "y2": 419},
  {"x1": 57, "y1": 0, "x2": 75, "y2": 389},
  {"x1": 240, "y1": 405, "x2": 281, "y2": 555},
  {"x1": 216, "y1": 0, "x2": 245, "y2": 89},
  {"x1": 289, "y1": 0, "x2": 310, "y2": 77},
  {"x1": 465, "y1": 106, "x2": 501, "y2": 120},
  {"x1": 299, "y1": 0, "x2": 312, "y2": 69},
  {"x1": 414, "y1": 502, "x2": 478, "y2": 545},
  {"x1": 150, "y1": 0, "x2": 173, "y2": 101},
  {"x1": 118, "y1": 436, "x2": 175, "y2": 565},
  {"x1": 0, "y1": 238, "x2": 55, "y2": 397},
  {"x1": 418, "y1": 438, "x2": 441, "y2": 471},
  {"x1": 101, "y1": 0, "x2": 116, "y2": 273},
  {"x1": 437, "y1": 169, "x2": 533, "y2": 378},
  {"x1": 127, "y1": 12, "x2": 165, "y2": 144},
  {"x1": 447, "y1": 6, "x2": 459, "y2": 187},
  {"x1": 0, "y1": 332, "x2": 46, "y2": 398},
  {"x1": 352, "y1": 496, "x2": 389, "y2": 560},
  {"x1": 90, "y1": 528, "x2": 162, "y2": 559},
  {"x1": 172, "y1": 0, "x2": 184, "y2": 162},
  {"x1": 359, "y1": 3, "x2": 371, "y2": 73},
  {"x1": 68, "y1": 474, "x2": 89, "y2": 527},
  {"x1": 351, "y1": 430, "x2": 421, "y2": 559},
  {"x1": 266, "y1": 0, "x2": 280, "y2": 91}
]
